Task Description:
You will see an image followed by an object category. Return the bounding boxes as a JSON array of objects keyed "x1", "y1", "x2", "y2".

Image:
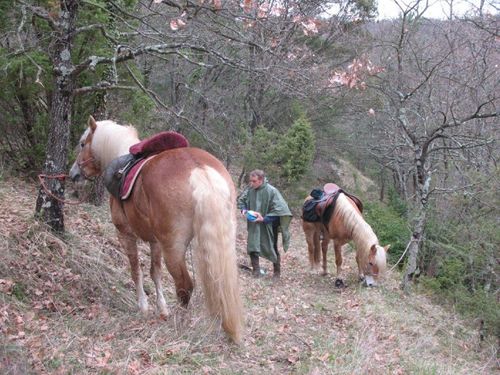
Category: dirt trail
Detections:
[{"x1": 0, "y1": 179, "x2": 496, "y2": 374}]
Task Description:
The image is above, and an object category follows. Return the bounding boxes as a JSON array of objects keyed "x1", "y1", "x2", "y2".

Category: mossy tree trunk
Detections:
[{"x1": 34, "y1": 0, "x2": 80, "y2": 232}]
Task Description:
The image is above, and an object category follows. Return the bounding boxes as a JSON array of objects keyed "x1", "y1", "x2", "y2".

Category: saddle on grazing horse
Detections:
[
  {"x1": 104, "y1": 131, "x2": 189, "y2": 200},
  {"x1": 302, "y1": 183, "x2": 363, "y2": 225}
]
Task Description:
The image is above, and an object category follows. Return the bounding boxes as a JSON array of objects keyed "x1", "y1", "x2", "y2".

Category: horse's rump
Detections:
[{"x1": 122, "y1": 147, "x2": 230, "y2": 238}]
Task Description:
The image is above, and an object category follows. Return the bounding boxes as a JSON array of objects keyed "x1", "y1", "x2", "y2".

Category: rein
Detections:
[
  {"x1": 38, "y1": 174, "x2": 87, "y2": 205},
  {"x1": 389, "y1": 240, "x2": 414, "y2": 272}
]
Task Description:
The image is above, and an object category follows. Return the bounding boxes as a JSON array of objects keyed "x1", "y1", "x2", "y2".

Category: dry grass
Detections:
[{"x1": 0, "y1": 177, "x2": 498, "y2": 374}]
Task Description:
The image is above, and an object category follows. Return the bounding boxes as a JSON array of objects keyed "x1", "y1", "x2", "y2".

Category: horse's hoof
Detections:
[
  {"x1": 158, "y1": 307, "x2": 169, "y2": 318},
  {"x1": 138, "y1": 300, "x2": 149, "y2": 314},
  {"x1": 334, "y1": 278, "x2": 345, "y2": 288},
  {"x1": 158, "y1": 312, "x2": 169, "y2": 320}
]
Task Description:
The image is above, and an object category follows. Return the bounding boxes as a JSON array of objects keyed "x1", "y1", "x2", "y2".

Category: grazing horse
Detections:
[
  {"x1": 302, "y1": 189, "x2": 389, "y2": 287},
  {"x1": 69, "y1": 116, "x2": 243, "y2": 343}
]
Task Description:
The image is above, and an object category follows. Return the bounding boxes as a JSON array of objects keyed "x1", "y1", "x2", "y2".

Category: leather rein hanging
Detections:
[{"x1": 38, "y1": 173, "x2": 88, "y2": 205}]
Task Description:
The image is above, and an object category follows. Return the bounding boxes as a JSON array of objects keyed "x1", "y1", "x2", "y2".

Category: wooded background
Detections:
[{"x1": 1, "y1": 0, "x2": 498, "y2": 337}]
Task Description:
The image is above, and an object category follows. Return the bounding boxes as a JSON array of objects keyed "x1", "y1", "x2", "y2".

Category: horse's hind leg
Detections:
[
  {"x1": 313, "y1": 230, "x2": 321, "y2": 271},
  {"x1": 149, "y1": 241, "x2": 168, "y2": 317},
  {"x1": 118, "y1": 231, "x2": 148, "y2": 313},
  {"x1": 304, "y1": 224, "x2": 318, "y2": 271},
  {"x1": 162, "y1": 245, "x2": 194, "y2": 307}
]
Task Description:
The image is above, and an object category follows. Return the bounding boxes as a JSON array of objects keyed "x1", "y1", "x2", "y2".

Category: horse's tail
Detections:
[{"x1": 189, "y1": 166, "x2": 244, "y2": 343}]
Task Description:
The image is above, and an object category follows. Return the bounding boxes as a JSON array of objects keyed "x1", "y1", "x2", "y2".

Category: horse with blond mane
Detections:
[
  {"x1": 302, "y1": 184, "x2": 389, "y2": 287},
  {"x1": 70, "y1": 116, "x2": 243, "y2": 343}
]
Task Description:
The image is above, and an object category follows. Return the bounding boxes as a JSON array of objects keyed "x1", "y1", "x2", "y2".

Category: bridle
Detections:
[
  {"x1": 76, "y1": 133, "x2": 97, "y2": 180},
  {"x1": 76, "y1": 155, "x2": 98, "y2": 180},
  {"x1": 366, "y1": 260, "x2": 380, "y2": 278},
  {"x1": 77, "y1": 156, "x2": 95, "y2": 169}
]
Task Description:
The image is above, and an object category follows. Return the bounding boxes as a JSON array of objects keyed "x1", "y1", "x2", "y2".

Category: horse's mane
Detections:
[
  {"x1": 92, "y1": 120, "x2": 140, "y2": 169},
  {"x1": 334, "y1": 193, "x2": 379, "y2": 256}
]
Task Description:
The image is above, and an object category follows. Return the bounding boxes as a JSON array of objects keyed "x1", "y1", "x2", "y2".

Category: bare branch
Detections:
[
  {"x1": 73, "y1": 83, "x2": 137, "y2": 96},
  {"x1": 124, "y1": 63, "x2": 225, "y2": 155},
  {"x1": 18, "y1": 1, "x2": 59, "y2": 30}
]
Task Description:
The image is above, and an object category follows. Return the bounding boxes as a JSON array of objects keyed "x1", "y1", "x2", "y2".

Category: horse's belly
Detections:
[{"x1": 120, "y1": 206, "x2": 156, "y2": 242}]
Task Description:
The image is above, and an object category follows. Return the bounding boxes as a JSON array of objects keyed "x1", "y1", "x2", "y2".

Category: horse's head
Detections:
[
  {"x1": 69, "y1": 116, "x2": 101, "y2": 182},
  {"x1": 364, "y1": 244, "x2": 390, "y2": 286}
]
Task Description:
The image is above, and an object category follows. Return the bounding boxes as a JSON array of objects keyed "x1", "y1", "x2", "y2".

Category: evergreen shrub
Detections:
[
  {"x1": 243, "y1": 116, "x2": 315, "y2": 187},
  {"x1": 364, "y1": 201, "x2": 409, "y2": 265}
]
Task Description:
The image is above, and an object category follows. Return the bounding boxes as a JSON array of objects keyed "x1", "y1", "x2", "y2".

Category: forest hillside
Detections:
[
  {"x1": 0, "y1": 177, "x2": 497, "y2": 375},
  {"x1": 1, "y1": 1, "x2": 498, "y2": 373}
]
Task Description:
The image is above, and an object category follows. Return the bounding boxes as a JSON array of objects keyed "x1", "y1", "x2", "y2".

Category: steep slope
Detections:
[{"x1": 0, "y1": 178, "x2": 496, "y2": 374}]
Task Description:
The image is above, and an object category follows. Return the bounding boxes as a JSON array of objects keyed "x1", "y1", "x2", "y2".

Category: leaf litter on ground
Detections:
[{"x1": 0, "y1": 177, "x2": 497, "y2": 374}]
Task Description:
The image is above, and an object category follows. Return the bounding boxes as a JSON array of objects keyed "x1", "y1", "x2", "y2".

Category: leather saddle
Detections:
[
  {"x1": 103, "y1": 131, "x2": 189, "y2": 200},
  {"x1": 303, "y1": 183, "x2": 363, "y2": 226}
]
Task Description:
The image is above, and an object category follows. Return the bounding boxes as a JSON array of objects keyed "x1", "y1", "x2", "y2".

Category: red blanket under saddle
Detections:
[
  {"x1": 120, "y1": 131, "x2": 189, "y2": 200},
  {"x1": 120, "y1": 155, "x2": 156, "y2": 200}
]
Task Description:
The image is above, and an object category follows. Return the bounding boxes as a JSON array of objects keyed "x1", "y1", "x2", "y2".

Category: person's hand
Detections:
[{"x1": 254, "y1": 211, "x2": 264, "y2": 222}]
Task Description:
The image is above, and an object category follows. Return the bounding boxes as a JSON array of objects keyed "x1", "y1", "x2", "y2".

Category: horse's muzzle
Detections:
[
  {"x1": 69, "y1": 162, "x2": 84, "y2": 182},
  {"x1": 363, "y1": 275, "x2": 376, "y2": 287}
]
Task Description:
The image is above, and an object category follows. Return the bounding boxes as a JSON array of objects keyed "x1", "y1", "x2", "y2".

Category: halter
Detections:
[
  {"x1": 77, "y1": 156, "x2": 96, "y2": 169},
  {"x1": 366, "y1": 261, "x2": 379, "y2": 277},
  {"x1": 77, "y1": 156, "x2": 98, "y2": 180}
]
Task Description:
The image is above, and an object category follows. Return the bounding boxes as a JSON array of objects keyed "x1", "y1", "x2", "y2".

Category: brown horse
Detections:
[
  {"x1": 69, "y1": 116, "x2": 243, "y2": 343},
  {"x1": 302, "y1": 191, "x2": 389, "y2": 287}
]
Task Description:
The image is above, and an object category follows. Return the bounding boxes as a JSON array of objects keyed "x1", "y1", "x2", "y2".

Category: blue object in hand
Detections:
[{"x1": 246, "y1": 210, "x2": 258, "y2": 222}]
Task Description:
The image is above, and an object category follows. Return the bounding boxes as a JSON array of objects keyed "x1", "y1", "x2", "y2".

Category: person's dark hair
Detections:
[{"x1": 249, "y1": 169, "x2": 265, "y2": 180}]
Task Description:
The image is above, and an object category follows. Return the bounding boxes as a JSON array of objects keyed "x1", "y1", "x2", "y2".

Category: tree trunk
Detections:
[
  {"x1": 87, "y1": 87, "x2": 109, "y2": 206},
  {"x1": 379, "y1": 166, "x2": 385, "y2": 202},
  {"x1": 237, "y1": 166, "x2": 247, "y2": 189},
  {"x1": 401, "y1": 208, "x2": 426, "y2": 291},
  {"x1": 35, "y1": 87, "x2": 74, "y2": 231},
  {"x1": 34, "y1": 0, "x2": 79, "y2": 232},
  {"x1": 402, "y1": 171, "x2": 431, "y2": 291}
]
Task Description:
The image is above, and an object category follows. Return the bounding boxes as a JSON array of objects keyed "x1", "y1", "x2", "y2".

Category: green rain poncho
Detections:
[{"x1": 237, "y1": 180, "x2": 292, "y2": 263}]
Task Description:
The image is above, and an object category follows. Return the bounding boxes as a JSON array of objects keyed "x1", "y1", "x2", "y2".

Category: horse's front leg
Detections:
[
  {"x1": 320, "y1": 233, "x2": 329, "y2": 276},
  {"x1": 150, "y1": 241, "x2": 169, "y2": 317},
  {"x1": 356, "y1": 252, "x2": 365, "y2": 282},
  {"x1": 118, "y1": 231, "x2": 148, "y2": 313},
  {"x1": 333, "y1": 241, "x2": 345, "y2": 288}
]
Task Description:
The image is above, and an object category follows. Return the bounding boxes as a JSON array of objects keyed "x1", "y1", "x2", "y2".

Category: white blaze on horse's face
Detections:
[
  {"x1": 365, "y1": 244, "x2": 389, "y2": 286},
  {"x1": 69, "y1": 160, "x2": 83, "y2": 183},
  {"x1": 69, "y1": 127, "x2": 94, "y2": 182}
]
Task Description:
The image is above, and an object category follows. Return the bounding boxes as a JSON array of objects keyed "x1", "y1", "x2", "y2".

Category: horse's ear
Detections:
[
  {"x1": 384, "y1": 244, "x2": 391, "y2": 252},
  {"x1": 370, "y1": 244, "x2": 377, "y2": 255},
  {"x1": 88, "y1": 115, "x2": 97, "y2": 132}
]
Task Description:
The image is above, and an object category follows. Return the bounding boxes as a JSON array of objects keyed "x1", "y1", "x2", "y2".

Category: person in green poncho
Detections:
[{"x1": 237, "y1": 169, "x2": 292, "y2": 279}]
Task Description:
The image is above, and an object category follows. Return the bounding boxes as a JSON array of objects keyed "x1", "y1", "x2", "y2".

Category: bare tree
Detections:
[
  {"x1": 361, "y1": 4, "x2": 498, "y2": 289},
  {"x1": 8, "y1": 0, "x2": 375, "y2": 231}
]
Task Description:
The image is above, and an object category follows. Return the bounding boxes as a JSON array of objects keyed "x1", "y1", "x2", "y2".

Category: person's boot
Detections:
[
  {"x1": 273, "y1": 261, "x2": 281, "y2": 279},
  {"x1": 250, "y1": 253, "x2": 261, "y2": 278},
  {"x1": 273, "y1": 252, "x2": 281, "y2": 279}
]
